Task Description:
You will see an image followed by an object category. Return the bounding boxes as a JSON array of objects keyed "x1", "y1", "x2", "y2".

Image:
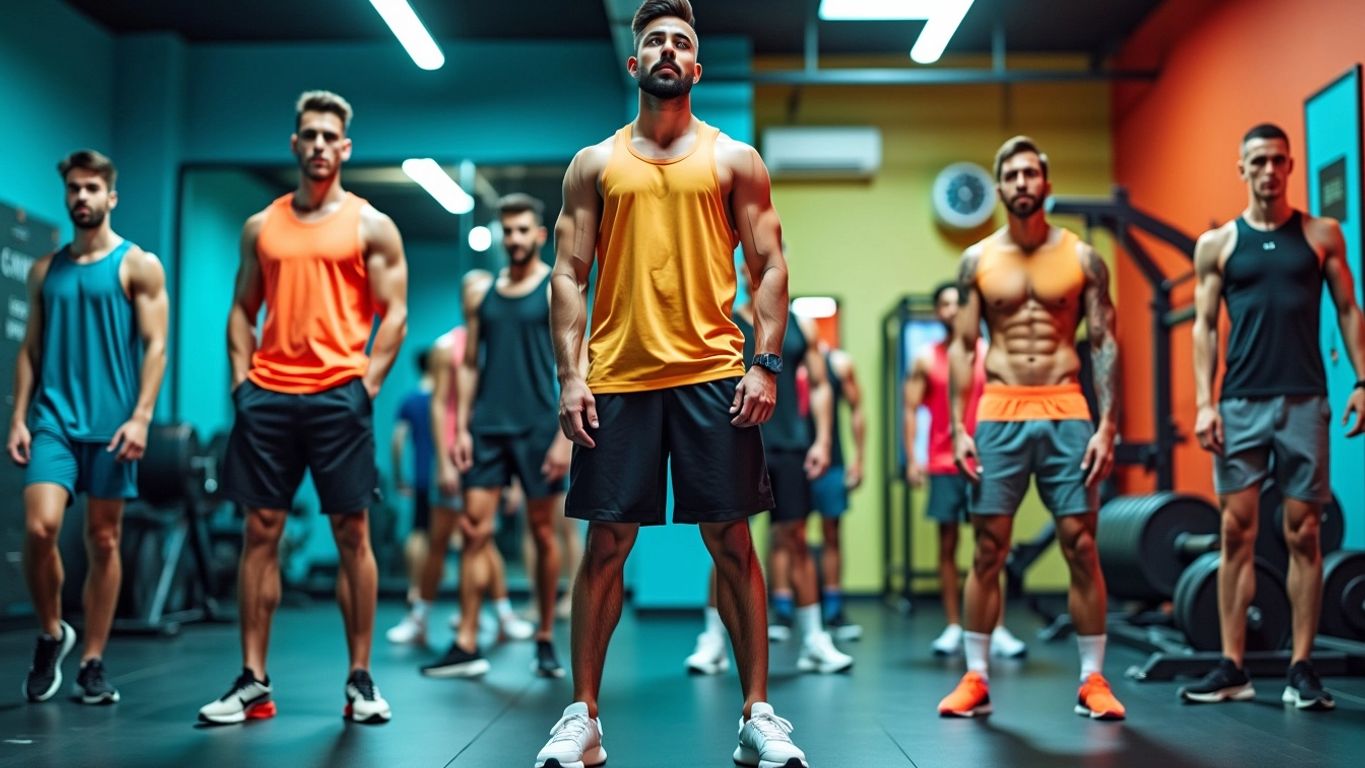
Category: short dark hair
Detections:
[
  {"x1": 632, "y1": 0, "x2": 695, "y2": 49},
  {"x1": 417, "y1": 349, "x2": 430, "y2": 374},
  {"x1": 932, "y1": 281, "x2": 959, "y2": 306},
  {"x1": 497, "y1": 193, "x2": 545, "y2": 223},
  {"x1": 57, "y1": 149, "x2": 117, "y2": 189},
  {"x1": 1242, "y1": 123, "x2": 1290, "y2": 149},
  {"x1": 993, "y1": 135, "x2": 1049, "y2": 181},
  {"x1": 295, "y1": 90, "x2": 353, "y2": 132}
]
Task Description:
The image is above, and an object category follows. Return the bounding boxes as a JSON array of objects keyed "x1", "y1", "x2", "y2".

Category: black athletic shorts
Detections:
[
  {"x1": 413, "y1": 492, "x2": 431, "y2": 531},
  {"x1": 463, "y1": 425, "x2": 567, "y2": 500},
  {"x1": 223, "y1": 378, "x2": 379, "y2": 515},
  {"x1": 566, "y1": 377, "x2": 773, "y2": 525},
  {"x1": 765, "y1": 448, "x2": 812, "y2": 523}
]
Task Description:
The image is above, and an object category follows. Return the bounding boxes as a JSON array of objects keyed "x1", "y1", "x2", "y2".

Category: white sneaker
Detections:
[
  {"x1": 344, "y1": 669, "x2": 391, "y2": 724},
  {"x1": 796, "y1": 631, "x2": 853, "y2": 674},
  {"x1": 198, "y1": 669, "x2": 276, "y2": 724},
  {"x1": 685, "y1": 632, "x2": 730, "y2": 676},
  {"x1": 734, "y1": 702, "x2": 808, "y2": 768},
  {"x1": 534, "y1": 702, "x2": 606, "y2": 768},
  {"x1": 555, "y1": 594, "x2": 573, "y2": 621},
  {"x1": 991, "y1": 625, "x2": 1028, "y2": 659},
  {"x1": 500, "y1": 615, "x2": 536, "y2": 642},
  {"x1": 932, "y1": 624, "x2": 963, "y2": 656},
  {"x1": 385, "y1": 613, "x2": 427, "y2": 646}
]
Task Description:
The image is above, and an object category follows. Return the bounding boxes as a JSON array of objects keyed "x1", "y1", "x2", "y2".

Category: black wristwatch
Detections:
[
  {"x1": 1356, "y1": 379, "x2": 1365, "y2": 391},
  {"x1": 751, "y1": 353, "x2": 783, "y2": 374}
]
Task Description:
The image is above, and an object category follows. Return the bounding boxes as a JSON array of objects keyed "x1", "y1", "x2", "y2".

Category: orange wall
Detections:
[{"x1": 1111, "y1": 0, "x2": 1365, "y2": 496}]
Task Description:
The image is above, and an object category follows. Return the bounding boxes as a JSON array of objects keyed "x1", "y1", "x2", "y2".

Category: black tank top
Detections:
[
  {"x1": 1221, "y1": 211, "x2": 1327, "y2": 399},
  {"x1": 809, "y1": 351, "x2": 845, "y2": 468},
  {"x1": 736, "y1": 309, "x2": 810, "y2": 451},
  {"x1": 469, "y1": 271, "x2": 558, "y2": 434}
]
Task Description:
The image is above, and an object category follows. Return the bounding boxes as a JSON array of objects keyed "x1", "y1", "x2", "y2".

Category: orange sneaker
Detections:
[
  {"x1": 938, "y1": 671, "x2": 992, "y2": 717},
  {"x1": 1076, "y1": 673, "x2": 1126, "y2": 720}
]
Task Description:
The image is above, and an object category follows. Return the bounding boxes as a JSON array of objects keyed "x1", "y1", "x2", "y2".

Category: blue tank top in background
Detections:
[{"x1": 31, "y1": 241, "x2": 141, "y2": 441}]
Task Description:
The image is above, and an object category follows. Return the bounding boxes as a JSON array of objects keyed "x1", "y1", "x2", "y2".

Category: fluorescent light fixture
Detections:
[
  {"x1": 402, "y1": 158, "x2": 473, "y2": 215},
  {"x1": 792, "y1": 296, "x2": 839, "y2": 319},
  {"x1": 369, "y1": 0, "x2": 445, "y2": 71},
  {"x1": 818, "y1": 0, "x2": 975, "y2": 65},
  {"x1": 468, "y1": 225, "x2": 492, "y2": 252}
]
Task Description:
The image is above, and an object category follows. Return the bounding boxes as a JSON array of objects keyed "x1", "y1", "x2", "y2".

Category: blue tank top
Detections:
[{"x1": 31, "y1": 241, "x2": 141, "y2": 441}]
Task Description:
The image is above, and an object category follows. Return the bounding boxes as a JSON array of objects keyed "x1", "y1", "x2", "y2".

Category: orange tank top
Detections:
[
  {"x1": 586, "y1": 122, "x2": 746, "y2": 393},
  {"x1": 974, "y1": 227, "x2": 1086, "y2": 311},
  {"x1": 249, "y1": 192, "x2": 375, "y2": 394}
]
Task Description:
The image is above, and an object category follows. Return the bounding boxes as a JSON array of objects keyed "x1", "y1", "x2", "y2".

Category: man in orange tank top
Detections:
[
  {"x1": 904, "y1": 282, "x2": 1026, "y2": 659},
  {"x1": 937, "y1": 136, "x2": 1125, "y2": 721},
  {"x1": 202, "y1": 91, "x2": 408, "y2": 727},
  {"x1": 536, "y1": 3, "x2": 810, "y2": 767}
]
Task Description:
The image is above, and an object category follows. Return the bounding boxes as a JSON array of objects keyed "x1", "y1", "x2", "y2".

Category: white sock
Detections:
[
  {"x1": 411, "y1": 599, "x2": 430, "y2": 621},
  {"x1": 705, "y1": 607, "x2": 726, "y2": 638},
  {"x1": 964, "y1": 631, "x2": 990, "y2": 680},
  {"x1": 796, "y1": 604, "x2": 823, "y2": 641},
  {"x1": 1077, "y1": 634, "x2": 1106, "y2": 681},
  {"x1": 495, "y1": 598, "x2": 516, "y2": 621}
]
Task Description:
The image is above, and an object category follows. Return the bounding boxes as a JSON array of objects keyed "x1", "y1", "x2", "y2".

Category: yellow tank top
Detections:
[{"x1": 587, "y1": 122, "x2": 746, "y2": 393}]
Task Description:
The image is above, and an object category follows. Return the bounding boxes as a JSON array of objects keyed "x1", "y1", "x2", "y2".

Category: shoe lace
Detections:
[
  {"x1": 1293, "y1": 664, "x2": 1323, "y2": 691},
  {"x1": 82, "y1": 659, "x2": 106, "y2": 687},
  {"x1": 32, "y1": 634, "x2": 60, "y2": 670},
  {"x1": 748, "y1": 712, "x2": 795, "y2": 743},
  {"x1": 548, "y1": 713, "x2": 592, "y2": 743},
  {"x1": 349, "y1": 671, "x2": 377, "y2": 700},
  {"x1": 222, "y1": 671, "x2": 260, "y2": 701}
]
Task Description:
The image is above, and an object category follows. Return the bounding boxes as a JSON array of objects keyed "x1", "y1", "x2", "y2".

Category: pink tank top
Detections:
[
  {"x1": 923, "y1": 339, "x2": 986, "y2": 475},
  {"x1": 438, "y1": 327, "x2": 467, "y2": 445}
]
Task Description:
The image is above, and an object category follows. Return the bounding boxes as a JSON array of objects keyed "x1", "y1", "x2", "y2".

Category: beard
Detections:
[
  {"x1": 69, "y1": 206, "x2": 106, "y2": 230},
  {"x1": 1006, "y1": 193, "x2": 1042, "y2": 219},
  {"x1": 300, "y1": 155, "x2": 337, "y2": 181},
  {"x1": 637, "y1": 66, "x2": 694, "y2": 100},
  {"x1": 507, "y1": 245, "x2": 536, "y2": 266}
]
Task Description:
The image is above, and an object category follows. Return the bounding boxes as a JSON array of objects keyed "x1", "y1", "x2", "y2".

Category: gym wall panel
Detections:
[
  {"x1": 755, "y1": 55, "x2": 1116, "y2": 593},
  {"x1": 0, "y1": 0, "x2": 114, "y2": 236},
  {"x1": 1112, "y1": 0, "x2": 1365, "y2": 530}
]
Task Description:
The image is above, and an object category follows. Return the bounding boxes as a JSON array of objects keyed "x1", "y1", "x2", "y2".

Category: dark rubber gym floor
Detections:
[{"x1": 0, "y1": 601, "x2": 1360, "y2": 768}]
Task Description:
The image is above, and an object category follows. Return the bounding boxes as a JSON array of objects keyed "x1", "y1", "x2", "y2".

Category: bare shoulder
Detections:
[
  {"x1": 125, "y1": 244, "x2": 164, "y2": 273},
  {"x1": 462, "y1": 269, "x2": 494, "y2": 309},
  {"x1": 1302, "y1": 212, "x2": 1345, "y2": 249},
  {"x1": 715, "y1": 132, "x2": 761, "y2": 173},
  {"x1": 1194, "y1": 220, "x2": 1237, "y2": 268},
  {"x1": 570, "y1": 138, "x2": 614, "y2": 179},
  {"x1": 359, "y1": 203, "x2": 400, "y2": 241},
  {"x1": 242, "y1": 209, "x2": 268, "y2": 240}
]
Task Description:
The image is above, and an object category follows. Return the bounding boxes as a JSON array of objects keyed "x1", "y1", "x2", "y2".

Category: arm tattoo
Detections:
[{"x1": 1084, "y1": 250, "x2": 1119, "y2": 424}]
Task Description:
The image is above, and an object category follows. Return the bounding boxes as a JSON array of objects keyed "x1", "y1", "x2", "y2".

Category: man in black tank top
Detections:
[
  {"x1": 420, "y1": 194, "x2": 570, "y2": 681},
  {"x1": 1188, "y1": 123, "x2": 1365, "y2": 710}
]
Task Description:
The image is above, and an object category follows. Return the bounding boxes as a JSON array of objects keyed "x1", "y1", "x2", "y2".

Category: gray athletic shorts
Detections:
[
  {"x1": 1214, "y1": 395, "x2": 1331, "y2": 503},
  {"x1": 926, "y1": 473, "x2": 970, "y2": 524},
  {"x1": 968, "y1": 419, "x2": 1097, "y2": 517}
]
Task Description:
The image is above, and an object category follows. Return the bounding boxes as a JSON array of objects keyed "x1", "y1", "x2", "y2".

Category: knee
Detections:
[
  {"x1": 331, "y1": 518, "x2": 370, "y2": 556},
  {"x1": 85, "y1": 525, "x2": 120, "y2": 561},
  {"x1": 1285, "y1": 518, "x2": 1321, "y2": 560},
  {"x1": 971, "y1": 537, "x2": 1008, "y2": 577},
  {"x1": 939, "y1": 527, "x2": 959, "y2": 559},
  {"x1": 244, "y1": 513, "x2": 285, "y2": 551},
  {"x1": 584, "y1": 527, "x2": 633, "y2": 572},
  {"x1": 26, "y1": 519, "x2": 60, "y2": 550},
  {"x1": 1220, "y1": 513, "x2": 1255, "y2": 554},
  {"x1": 822, "y1": 522, "x2": 841, "y2": 551},
  {"x1": 529, "y1": 518, "x2": 557, "y2": 550},
  {"x1": 1062, "y1": 529, "x2": 1100, "y2": 574}
]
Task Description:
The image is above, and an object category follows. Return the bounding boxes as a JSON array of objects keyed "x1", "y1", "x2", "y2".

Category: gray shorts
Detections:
[
  {"x1": 1215, "y1": 395, "x2": 1331, "y2": 503},
  {"x1": 968, "y1": 419, "x2": 1097, "y2": 517},
  {"x1": 926, "y1": 473, "x2": 970, "y2": 524}
]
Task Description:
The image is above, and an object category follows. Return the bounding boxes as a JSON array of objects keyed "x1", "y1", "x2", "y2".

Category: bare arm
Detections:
[
  {"x1": 428, "y1": 340, "x2": 461, "y2": 494},
  {"x1": 227, "y1": 215, "x2": 266, "y2": 389},
  {"x1": 7, "y1": 256, "x2": 52, "y2": 465},
  {"x1": 833, "y1": 350, "x2": 867, "y2": 489},
  {"x1": 552, "y1": 146, "x2": 605, "y2": 446},
  {"x1": 733, "y1": 144, "x2": 788, "y2": 363},
  {"x1": 801, "y1": 319, "x2": 832, "y2": 478},
  {"x1": 1319, "y1": 218, "x2": 1365, "y2": 436},
  {"x1": 901, "y1": 354, "x2": 930, "y2": 485},
  {"x1": 126, "y1": 250, "x2": 169, "y2": 425},
  {"x1": 1192, "y1": 231, "x2": 1225, "y2": 409},
  {"x1": 1081, "y1": 246, "x2": 1119, "y2": 435},
  {"x1": 390, "y1": 418, "x2": 410, "y2": 491},
  {"x1": 949, "y1": 250, "x2": 982, "y2": 436},
  {"x1": 457, "y1": 276, "x2": 489, "y2": 440},
  {"x1": 362, "y1": 208, "x2": 409, "y2": 397}
]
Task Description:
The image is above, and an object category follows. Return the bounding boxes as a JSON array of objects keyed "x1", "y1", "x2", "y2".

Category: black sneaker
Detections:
[
  {"x1": 825, "y1": 611, "x2": 863, "y2": 642},
  {"x1": 344, "y1": 669, "x2": 392, "y2": 723},
  {"x1": 767, "y1": 614, "x2": 793, "y2": 643},
  {"x1": 24, "y1": 620, "x2": 76, "y2": 703},
  {"x1": 1179, "y1": 657, "x2": 1255, "y2": 703},
  {"x1": 1283, "y1": 660, "x2": 1335, "y2": 711},
  {"x1": 74, "y1": 658, "x2": 120, "y2": 705},
  {"x1": 534, "y1": 640, "x2": 566, "y2": 679},
  {"x1": 421, "y1": 643, "x2": 490, "y2": 678}
]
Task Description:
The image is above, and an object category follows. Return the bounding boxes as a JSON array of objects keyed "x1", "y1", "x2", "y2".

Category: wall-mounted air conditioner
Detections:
[{"x1": 761, "y1": 126, "x2": 882, "y2": 179}]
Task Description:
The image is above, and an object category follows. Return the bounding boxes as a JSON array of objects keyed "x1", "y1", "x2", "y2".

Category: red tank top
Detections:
[{"x1": 923, "y1": 339, "x2": 986, "y2": 475}]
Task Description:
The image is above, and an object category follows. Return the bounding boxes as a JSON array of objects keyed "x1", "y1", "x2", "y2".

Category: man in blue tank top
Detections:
[
  {"x1": 421, "y1": 193, "x2": 569, "y2": 681},
  {"x1": 6, "y1": 150, "x2": 168, "y2": 706},
  {"x1": 1187, "y1": 123, "x2": 1365, "y2": 710}
]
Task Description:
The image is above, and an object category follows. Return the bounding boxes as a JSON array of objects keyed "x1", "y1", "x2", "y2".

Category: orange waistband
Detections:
[{"x1": 976, "y1": 383, "x2": 1091, "y2": 422}]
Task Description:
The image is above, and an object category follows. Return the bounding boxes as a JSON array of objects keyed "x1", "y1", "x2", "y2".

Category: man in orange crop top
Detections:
[
  {"x1": 937, "y1": 136, "x2": 1125, "y2": 721},
  {"x1": 201, "y1": 91, "x2": 408, "y2": 727},
  {"x1": 537, "y1": 2, "x2": 810, "y2": 767}
]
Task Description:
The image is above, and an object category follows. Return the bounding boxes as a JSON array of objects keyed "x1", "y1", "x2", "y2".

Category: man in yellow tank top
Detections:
[
  {"x1": 536, "y1": 3, "x2": 809, "y2": 767},
  {"x1": 202, "y1": 91, "x2": 409, "y2": 728},
  {"x1": 937, "y1": 136, "x2": 1127, "y2": 721}
]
